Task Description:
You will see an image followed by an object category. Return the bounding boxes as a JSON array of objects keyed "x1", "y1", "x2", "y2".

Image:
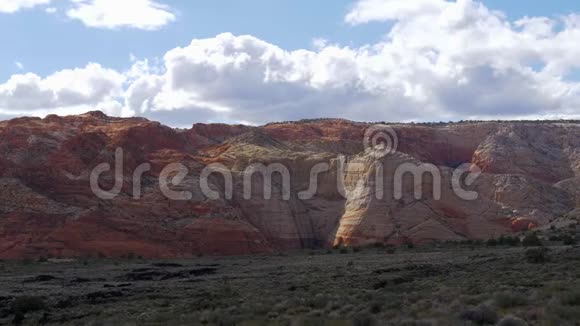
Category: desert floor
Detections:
[{"x1": 1, "y1": 243, "x2": 580, "y2": 325}]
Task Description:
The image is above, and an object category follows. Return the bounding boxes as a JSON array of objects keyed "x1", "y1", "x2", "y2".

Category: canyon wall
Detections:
[{"x1": 0, "y1": 112, "x2": 578, "y2": 258}]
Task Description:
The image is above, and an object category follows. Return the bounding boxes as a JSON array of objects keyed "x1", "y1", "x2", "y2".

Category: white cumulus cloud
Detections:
[
  {"x1": 0, "y1": 63, "x2": 126, "y2": 117},
  {"x1": 0, "y1": 0, "x2": 51, "y2": 13},
  {"x1": 2, "y1": 0, "x2": 580, "y2": 125},
  {"x1": 345, "y1": 0, "x2": 449, "y2": 24},
  {"x1": 66, "y1": 0, "x2": 175, "y2": 30}
]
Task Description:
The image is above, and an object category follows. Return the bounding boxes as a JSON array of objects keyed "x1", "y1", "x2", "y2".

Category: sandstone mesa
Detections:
[{"x1": 0, "y1": 112, "x2": 578, "y2": 258}]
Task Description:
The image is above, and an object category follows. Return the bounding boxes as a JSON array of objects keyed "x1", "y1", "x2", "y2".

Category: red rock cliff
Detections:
[{"x1": 0, "y1": 113, "x2": 578, "y2": 258}]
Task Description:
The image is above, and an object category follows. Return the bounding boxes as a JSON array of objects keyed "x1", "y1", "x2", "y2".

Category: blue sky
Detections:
[
  {"x1": 3, "y1": 0, "x2": 580, "y2": 80},
  {"x1": 1, "y1": 0, "x2": 382, "y2": 79},
  {"x1": 1, "y1": 0, "x2": 580, "y2": 125}
]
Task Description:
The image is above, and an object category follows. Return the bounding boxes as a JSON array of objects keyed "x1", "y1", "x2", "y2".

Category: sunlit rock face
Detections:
[{"x1": 0, "y1": 112, "x2": 578, "y2": 258}]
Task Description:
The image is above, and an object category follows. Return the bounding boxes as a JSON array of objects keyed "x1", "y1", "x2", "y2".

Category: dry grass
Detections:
[{"x1": 0, "y1": 244, "x2": 579, "y2": 325}]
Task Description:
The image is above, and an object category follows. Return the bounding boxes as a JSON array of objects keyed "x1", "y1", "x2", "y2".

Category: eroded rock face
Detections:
[{"x1": 0, "y1": 112, "x2": 578, "y2": 258}]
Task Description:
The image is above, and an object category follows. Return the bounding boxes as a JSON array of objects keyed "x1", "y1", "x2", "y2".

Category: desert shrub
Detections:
[
  {"x1": 496, "y1": 315, "x2": 528, "y2": 326},
  {"x1": 493, "y1": 291, "x2": 528, "y2": 308},
  {"x1": 459, "y1": 304, "x2": 498, "y2": 325},
  {"x1": 198, "y1": 309, "x2": 239, "y2": 326},
  {"x1": 37, "y1": 256, "x2": 48, "y2": 263},
  {"x1": 562, "y1": 234, "x2": 577, "y2": 245},
  {"x1": 301, "y1": 317, "x2": 326, "y2": 326},
  {"x1": 352, "y1": 312, "x2": 376, "y2": 326},
  {"x1": 549, "y1": 235, "x2": 561, "y2": 242},
  {"x1": 20, "y1": 259, "x2": 32, "y2": 265},
  {"x1": 522, "y1": 234, "x2": 542, "y2": 247},
  {"x1": 385, "y1": 248, "x2": 396, "y2": 255},
  {"x1": 353, "y1": 247, "x2": 362, "y2": 253},
  {"x1": 339, "y1": 248, "x2": 349, "y2": 254},
  {"x1": 458, "y1": 239, "x2": 482, "y2": 247},
  {"x1": 11, "y1": 296, "x2": 46, "y2": 314},
  {"x1": 547, "y1": 304, "x2": 580, "y2": 322},
  {"x1": 502, "y1": 236, "x2": 521, "y2": 246},
  {"x1": 305, "y1": 293, "x2": 330, "y2": 310},
  {"x1": 560, "y1": 288, "x2": 580, "y2": 306},
  {"x1": 461, "y1": 239, "x2": 474, "y2": 246},
  {"x1": 369, "y1": 300, "x2": 382, "y2": 314},
  {"x1": 486, "y1": 238, "x2": 498, "y2": 247},
  {"x1": 525, "y1": 247, "x2": 548, "y2": 263}
]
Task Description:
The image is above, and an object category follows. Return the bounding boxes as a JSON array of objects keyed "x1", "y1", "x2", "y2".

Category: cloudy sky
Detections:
[{"x1": 1, "y1": 0, "x2": 580, "y2": 126}]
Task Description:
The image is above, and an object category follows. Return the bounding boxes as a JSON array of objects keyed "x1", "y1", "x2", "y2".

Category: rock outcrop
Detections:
[{"x1": 0, "y1": 113, "x2": 578, "y2": 258}]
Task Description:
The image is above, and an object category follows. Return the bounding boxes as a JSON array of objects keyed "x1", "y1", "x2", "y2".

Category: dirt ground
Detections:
[{"x1": 1, "y1": 244, "x2": 580, "y2": 325}]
